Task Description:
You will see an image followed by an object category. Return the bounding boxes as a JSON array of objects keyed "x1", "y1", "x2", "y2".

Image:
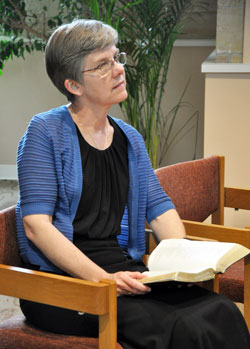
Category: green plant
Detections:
[
  {"x1": 117, "y1": 0, "x2": 206, "y2": 167},
  {"x1": 157, "y1": 81, "x2": 199, "y2": 166},
  {"x1": 0, "y1": 0, "x2": 141, "y2": 72},
  {"x1": 0, "y1": 0, "x2": 207, "y2": 167}
]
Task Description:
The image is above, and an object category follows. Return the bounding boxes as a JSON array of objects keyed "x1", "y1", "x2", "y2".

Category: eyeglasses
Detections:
[{"x1": 82, "y1": 51, "x2": 127, "y2": 77}]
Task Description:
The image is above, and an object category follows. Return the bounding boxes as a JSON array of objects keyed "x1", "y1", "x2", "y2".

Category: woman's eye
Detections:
[{"x1": 98, "y1": 61, "x2": 109, "y2": 70}]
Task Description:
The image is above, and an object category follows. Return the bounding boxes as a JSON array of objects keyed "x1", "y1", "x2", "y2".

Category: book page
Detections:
[
  {"x1": 140, "y1": 268, "x2": 216, "y2": 284},
  {"x1": 216, "y1": 243, "x2": 250, "y2": 272},
  {"x1": 147, "y1": 239, "x2": 238, "y2": 274}
]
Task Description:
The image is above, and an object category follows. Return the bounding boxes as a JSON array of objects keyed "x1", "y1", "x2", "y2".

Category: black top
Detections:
[{"x1": 72, "y1": 116, "x2": 137, "y2": 271}]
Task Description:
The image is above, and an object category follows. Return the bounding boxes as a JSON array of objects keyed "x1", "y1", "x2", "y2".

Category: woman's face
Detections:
[{"x1": 80, "y1": 45, "x2": 128, "y2": 110}]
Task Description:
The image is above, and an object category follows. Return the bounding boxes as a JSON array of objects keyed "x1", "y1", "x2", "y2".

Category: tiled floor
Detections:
[
  {"x1": 0, "y1": 296, "x2": 22, "y2": 322},
  {"x1": 0, "y1": 180, "x2": 18, "y2": 210}
]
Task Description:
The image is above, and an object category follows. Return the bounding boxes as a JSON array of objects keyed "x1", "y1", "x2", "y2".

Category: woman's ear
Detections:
[{"x1": 64, "y1": 79, "x2": 82, "y2": 96}]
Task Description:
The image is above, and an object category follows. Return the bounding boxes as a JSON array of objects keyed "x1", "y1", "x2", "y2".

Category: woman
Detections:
[{"x1": 16, "y1": 19, "x2": 250, "y2": 348}]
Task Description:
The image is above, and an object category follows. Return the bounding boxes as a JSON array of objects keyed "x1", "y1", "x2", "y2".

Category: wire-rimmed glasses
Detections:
[{"x1": 82, "y1": 52, "x2": 127, "y2": 77}]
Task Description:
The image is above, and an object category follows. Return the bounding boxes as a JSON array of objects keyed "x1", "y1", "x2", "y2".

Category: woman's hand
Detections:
[{"x1": 108, "y1": 271, "x2": 151, "y2": 297}]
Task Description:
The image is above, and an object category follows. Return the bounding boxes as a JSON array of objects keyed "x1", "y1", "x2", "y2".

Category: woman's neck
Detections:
[
  {"x1": 69, "y1": 101, "x2": 109, "y2": 131},
  {"x1": 68, "y1": 102, "x2": 114, "y2": 150}
]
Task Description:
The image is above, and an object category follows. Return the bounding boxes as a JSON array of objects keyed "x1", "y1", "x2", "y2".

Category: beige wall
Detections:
[
  {"x1": 243, "y1": 0, "x2": 250, "y2": 63},
  {"x1": 204, "y1": 72, "x2": 250, "y2": 227},
  {"x1": 0, "y1": 51, "x2": 65, "y2": 166},
  {"x1": 216, "y1": 0, "x2": 245, "y2": 63},
  {"x1": 203, "y1": 0, "x2": 250, "y2": 228},
  {"x1": 0, "y1": 43, "x2": 214, "y2": 175},
  {"x1": 160, "y1": 45, "x2": 214, "y2": 165}
]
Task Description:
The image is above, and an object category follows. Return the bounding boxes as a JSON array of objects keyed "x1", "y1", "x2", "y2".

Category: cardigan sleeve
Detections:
[
  {"x1": 144, "y1": 153, "x2": 175, "y2": 224},
  {"x1": 17, "y1": 115, "x2": 58, "y2": 218}
]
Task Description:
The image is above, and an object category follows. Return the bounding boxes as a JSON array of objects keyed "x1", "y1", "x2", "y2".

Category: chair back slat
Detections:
[
  {"x1": 155, "y1": 156, "x2": 220, "y2": 222},
  {"x1": 0, "y1": 205, "x2": 22, "y2": 266}
]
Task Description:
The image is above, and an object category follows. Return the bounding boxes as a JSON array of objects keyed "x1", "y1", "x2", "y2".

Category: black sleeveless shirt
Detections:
[{"x1": 73, "y1": 116, "x2": 134, "y2": 271}]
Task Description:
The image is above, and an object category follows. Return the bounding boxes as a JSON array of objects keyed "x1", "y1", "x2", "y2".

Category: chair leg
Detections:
[
  {"x1": 201, "y1": 275, "x2": 219, "y2": 293},
  {"x1": 99, "y1": 280, "x2": 117, "y2": 348}
]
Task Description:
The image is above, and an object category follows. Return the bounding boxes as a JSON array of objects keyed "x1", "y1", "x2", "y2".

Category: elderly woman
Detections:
[{"x1": 16, "y1": 19, "x2": 250, "y2": 348}]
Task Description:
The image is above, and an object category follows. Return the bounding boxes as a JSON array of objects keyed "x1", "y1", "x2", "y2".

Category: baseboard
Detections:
[{"x1": 0, "y1": 165, "x2": 17, "y2": 180}]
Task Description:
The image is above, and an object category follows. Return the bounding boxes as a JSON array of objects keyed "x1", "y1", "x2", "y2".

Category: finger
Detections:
[
  {"x1": 112, "y1": 272, "x2": 151, "y2": 295},
  {"x1": 122, "y1": 276, "x2": 151, "y2": 294},
  {"x1": 126, "y1": 272, "x2": 151, "y2": 288},
  {"x1": 127, "y1": 276, "x2": 151, "y2": 292},
  {"x1": 126, "y1": 271, "x2": 146, "y2": 279},
  {"x1": 116, "y1": 278, "x2": 135, "y2": 295}
]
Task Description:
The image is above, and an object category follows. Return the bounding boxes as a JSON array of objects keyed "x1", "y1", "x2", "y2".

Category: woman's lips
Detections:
[{"x1": 113, "y1": 81, "x2": 125, "y2": 89}]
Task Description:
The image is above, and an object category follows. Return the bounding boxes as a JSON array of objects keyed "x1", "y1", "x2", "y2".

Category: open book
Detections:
[{"x1": 139, "y1": 238, "x2": 250, "y2": 284}]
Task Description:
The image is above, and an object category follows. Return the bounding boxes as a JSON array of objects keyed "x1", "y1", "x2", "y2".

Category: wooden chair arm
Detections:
[
  {"x1": 182, "y1": 220, "x2": 250, "y2": 249},
  {"x1": 185, "y1": 235, "x2": 217, "y2": 242},
  {"x1": 225, "y1": 187, "x2": 250, "y2": 210},
  {"x1": 183, "y1": 219, "x2": 250, "y2": 331},
  {"x1": 0, "y1": 264, "x2": 117, "y2": 349},
  {"x1": 146, "y1": 220, "x2": 250, "y2": 249}
]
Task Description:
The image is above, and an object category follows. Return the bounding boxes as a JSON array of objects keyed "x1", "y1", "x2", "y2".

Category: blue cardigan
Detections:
[{"x1": 16, "y1": 105, "x2": 175, "y2": 273}]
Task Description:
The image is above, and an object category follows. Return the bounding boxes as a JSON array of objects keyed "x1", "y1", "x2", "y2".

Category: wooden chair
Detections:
[
  {"x1": 0, "y1": 206, "x2": 122, "y2": 349},
  {"x1": 1, "y1": 156, "x2": 250, "y2": 344},
  {"x1": 154, "y1": 155, "x2": 250, "y2": 331}
]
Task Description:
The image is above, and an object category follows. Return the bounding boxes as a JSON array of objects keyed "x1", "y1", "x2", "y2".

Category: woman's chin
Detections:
[{"x1": 117, "y1": 90, "x2": 128, "y2": 104}]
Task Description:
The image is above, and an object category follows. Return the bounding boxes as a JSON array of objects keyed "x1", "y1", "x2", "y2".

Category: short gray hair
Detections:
[{"x1": 45, "y1": 19, "x2": 118, "y2": 101}]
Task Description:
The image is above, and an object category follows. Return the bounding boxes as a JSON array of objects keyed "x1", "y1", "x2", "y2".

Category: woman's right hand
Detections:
[{"x1": 108, "y1": 271, "x2": 151, "y2": 297}]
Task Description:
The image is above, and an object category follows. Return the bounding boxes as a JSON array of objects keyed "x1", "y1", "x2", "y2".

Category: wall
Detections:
[
  {"x1": 0, "y1": 51, "x2": 65, "y2": 177},
  {"x1": 243, "y1": 0, "x2": 250, "y2": 63},
  {"x1": 202, "y1": 0, "x2": 250, "y2": 228},
  {"x1": 203, "y1": 55, "x2": 250, "y2": 228},
  {"x1": 160, "y1": 44, "x2": 214, "y2": 165},
  {"x1": 216, "y1": 0, "x2": 245, "y2": 63}
]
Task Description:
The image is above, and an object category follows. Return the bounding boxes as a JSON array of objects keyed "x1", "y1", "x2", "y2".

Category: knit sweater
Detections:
[{"x1": 16, "y1": 105, "x2": 175, "y2": 273}]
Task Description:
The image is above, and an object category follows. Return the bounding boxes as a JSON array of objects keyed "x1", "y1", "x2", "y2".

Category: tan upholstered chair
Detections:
[
  {"x1": 154, "y1": 155, "x2": 250, "y2": 331},
  {"x1": 0, "y1": 206, "x2": 122, "y2": 349}
]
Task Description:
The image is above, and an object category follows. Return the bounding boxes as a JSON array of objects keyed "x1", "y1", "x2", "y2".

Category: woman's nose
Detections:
[{"x1": 112, "y1": 61, "x2": 125, "y2": 76}]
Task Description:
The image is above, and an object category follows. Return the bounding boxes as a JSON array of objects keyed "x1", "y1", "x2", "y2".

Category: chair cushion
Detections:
[
  {"x1": 155, "y1": 157, "x2": 220, "y2": 222},
  {"x1": 0, "y1": 205, "x2": 22, "y2": 266},
  {"x1": 219, "y1": 259, "x2": 244, "y2": 303},
  {"x1": 0, "y1": 315, "x2": 122, "y2": 348}
]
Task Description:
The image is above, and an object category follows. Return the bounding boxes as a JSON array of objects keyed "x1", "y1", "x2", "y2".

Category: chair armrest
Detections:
[
  {"x1": 145, "y1": 228, "x2": 159, "y2": 255},
  {"x1": 0, "y1": 264, "x2": 117, "y2": 349},
  {"x1": 183, "y1": 219, "x2": 250, "y2": 331},
  {"x1": 185, "y1": 235, "x2": 217, "y2": 242},
  {"x1": 225, "y1": 187, "x2": 250, "y2": 210},
  {"x1": 182, "y1": 220, "x2": 250, "y2": 249}
]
